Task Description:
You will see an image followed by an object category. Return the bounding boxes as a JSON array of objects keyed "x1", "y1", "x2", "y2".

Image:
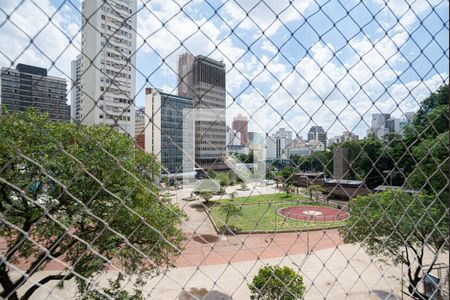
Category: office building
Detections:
[
  {"x1": 178, "y1": 53, "x2": 195, "y2": 98},
  {"x1": 232, "y1": 114, "x2": 249, "y2": 146},
  {"x1": 135, "y1": 107, "x2": 145, "y2": 136},
  {"x1": 289, "y1": 136, "x2": 324, "y2": 158},
  {"x1": 307, "y1": 125, "x2": 327, "y2": 148},
  {"x1": 367, "y1": 113, "x2": 390, "y2": 138},
  {"x1": 178, "y1": 53, "x2": 226, "y2": 170},
  {"x1": 226, "y1": 126, "x2": 249, "y2": 155},
  {"x1": 385, "y1": 118, "x2": 401, "y2": 133},
  {"x1": 248, "y1": 131, "x2": 264, "y2": 146},
  {"x1": 145, "y1": 88, "x2": 195, "y2": 179},
  {"x1": 227, "y1": 126, "x2": 242, "y2": 146},
  {"x1": 367, "y1": 113, "x2": 407, "y2": 138},
  {"x1": 331, "y1": 131, "x2": 359, "y2": 144},
  {"x1": 135, "y1": 107, "x2": 145, "y2": 149},
  {"x1": 267, "y1": 128, "x2": 292, "y2": 160},
  {"x1": 80, "y1": 0, "x2": 137, "y2": 136},
  {"x1": 0, "y1": 63, "x2": 69, "y2": 121}
]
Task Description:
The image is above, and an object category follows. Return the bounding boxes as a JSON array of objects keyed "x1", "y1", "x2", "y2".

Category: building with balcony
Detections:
[{"x1": 79, "y1": 0, "x2": 137, "y2": 136}]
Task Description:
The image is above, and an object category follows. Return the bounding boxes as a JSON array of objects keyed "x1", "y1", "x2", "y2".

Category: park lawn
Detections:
[
  {"x1": 209, "y1": 200, "x2": 346, "y2": 232},
  {"x1": 212, "y1": 192, "x2": 309, "y2": 205}
]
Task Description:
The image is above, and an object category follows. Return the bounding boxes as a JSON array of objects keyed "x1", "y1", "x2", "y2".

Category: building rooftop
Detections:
[
  {"x1": 16, "y1": 63, "x2": 47, "y2": 76},
  {"x1": 373, "y1": 185, "x2": 419, "y2": 194},
  {"x1": 324, "y1": 179, "x2": 363, "y2": 186}
]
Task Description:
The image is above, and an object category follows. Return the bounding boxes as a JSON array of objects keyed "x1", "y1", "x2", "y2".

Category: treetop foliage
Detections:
[{"x1": 0, "y1": 110, "x2": 186, "y2": 299}]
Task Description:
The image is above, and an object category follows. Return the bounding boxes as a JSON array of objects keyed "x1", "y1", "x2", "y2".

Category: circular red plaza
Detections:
[{"x1": 278, "y1": 205, "x2": 349, "y2": 222}]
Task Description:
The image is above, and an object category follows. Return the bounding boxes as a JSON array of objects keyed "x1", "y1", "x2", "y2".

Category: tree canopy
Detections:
[
  {"x1": 333, "y1": 84, "x2": 448, "y2": 299},
  {"x1": 0, "y1": 110, "x2": 186, "y2": 299},
  {"x1": 248, "y1": 265, "x2": 305, "y2": 300},
  {"x1": 342, "y1": 189, "x2": 448, "y2": 299}
]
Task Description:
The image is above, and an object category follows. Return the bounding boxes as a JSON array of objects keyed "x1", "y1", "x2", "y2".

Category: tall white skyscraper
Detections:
[{"x1": 80, "y1": 0, "x2": 137, "y2": 136}]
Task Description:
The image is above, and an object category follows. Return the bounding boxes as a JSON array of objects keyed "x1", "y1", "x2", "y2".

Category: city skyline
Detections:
[{"x1": 0, "y1": 0, "x2": 447, "y2": 139}]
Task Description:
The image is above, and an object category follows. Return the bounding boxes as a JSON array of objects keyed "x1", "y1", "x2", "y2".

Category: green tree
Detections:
[
  {"x1": 281, "y1": 166, "x2": 293, "y2": 183},
  {"x1": 328, "y1": 136, "x2": 394, "y2": 188},
  {"x1": 248, "y1": 265, "x2": 305, "y2": 300},
  {"x1": 218, "y1": 203, "x2": 243, "y2": 227},
  {"x1": 283, "y1": 182, "x2": 292, "y2": 196},
  {"x1": 197, "y1": 191, "x2": 214, "y2": 204},
  {"x1": 341, "y1": 190, "x2": 448, "y2": 299},
  {"x1": 0, "y1": 110, "x2": 186, "y2": 299},
  {"x1": 407, "y1": 131, "x2": 449, "y2": 202},
  {"x1": 406, "y1": 84, "x2": 448, "y2": 142},
  {"x1": 306, "y1": 184, "x2": 325, "y2": 202},
  {"x1": 207, "y1": 169, "x2": 217, "y2": 179},
  {"x1": 401, "y1": 84, "x2": 449, "y2": 182},
  {"x1": 83, "y1": 273, "x2": 144, "y2": 300}
]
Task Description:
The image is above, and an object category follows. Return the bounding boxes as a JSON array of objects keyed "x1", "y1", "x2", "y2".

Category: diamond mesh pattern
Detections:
[{"x1": 0, "y1": 0, "x2": 448, "y2": 299}]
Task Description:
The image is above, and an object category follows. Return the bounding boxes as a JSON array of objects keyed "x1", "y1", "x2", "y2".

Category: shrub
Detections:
[
  {"x1": 215, "y1": 172, "x2": 231, "y2": 187},
  {"x1": 249, "y1": 265, "x2": 305, "y2": 300}
]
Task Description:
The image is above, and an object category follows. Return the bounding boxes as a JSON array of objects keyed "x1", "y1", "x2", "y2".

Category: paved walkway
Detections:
[
  {"x1": 21, "y1": 244, "x2": 408, "y2": 300},
  {"x1": 176, "y1": 230, "x2": 342, "y2": 267}
]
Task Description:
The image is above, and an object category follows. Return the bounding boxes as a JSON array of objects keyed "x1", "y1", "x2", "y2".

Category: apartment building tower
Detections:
[
  {"x1": 0, "y1": 63, "x2": 69, "y2": 121},
  {"x1": 80, "y1": 0, "x2": 137, "y2": 136},
  {"x1": 178, "y1": 53, "x2": 227, "y2": 170}
]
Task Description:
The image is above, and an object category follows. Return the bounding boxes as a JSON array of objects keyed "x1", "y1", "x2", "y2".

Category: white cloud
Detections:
[
  {"x1": 373, "y1": 0, "x2": 447, "y2": 30},
  {"x1": 0, "y1": 0, "x2": 81, "y2": 103},
  {"x1": 1, "y1": 0, "x2": 447, "y2": 140},
  {"x1": 261, "y1": 40, "x2": 277, "y2": 54},
  {"x1": 220, "y1": 0, "x2": 312, "y2": 36},
  {"x1": 0, "y1": 0, "x2": 80, "y2": 68}
]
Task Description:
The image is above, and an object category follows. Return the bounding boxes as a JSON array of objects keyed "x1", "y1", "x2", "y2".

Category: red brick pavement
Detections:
[
  {"x1": 175, "y1": 229, "x2": 342, "y2": 267},
  {"x1": 1, "y1": 230, "x2": 342, "y2": 270}
]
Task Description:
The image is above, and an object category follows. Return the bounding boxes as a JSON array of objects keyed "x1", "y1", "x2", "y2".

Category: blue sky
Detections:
[{"x1": 0, "y1": 0, "x2": 448, "y2": 139}]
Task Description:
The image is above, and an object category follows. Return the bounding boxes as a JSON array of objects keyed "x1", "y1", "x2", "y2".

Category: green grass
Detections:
[
  {"x1": 209, "y1": 193, "x2": 346, "y2": 232},
  {"x1": 212, "y1": 192, "x2": 306, "y2": 205}
]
